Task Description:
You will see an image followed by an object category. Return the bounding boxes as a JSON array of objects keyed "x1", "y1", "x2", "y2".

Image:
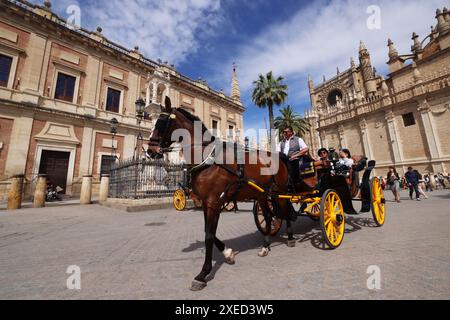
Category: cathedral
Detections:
[{"x1": 304, "y1": 7, "x2": 450, "y2": 176}]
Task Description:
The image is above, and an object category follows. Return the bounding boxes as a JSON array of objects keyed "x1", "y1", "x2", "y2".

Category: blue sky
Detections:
[{"x1": 30, "y1": 0, "x2": 449, "y2": 132}]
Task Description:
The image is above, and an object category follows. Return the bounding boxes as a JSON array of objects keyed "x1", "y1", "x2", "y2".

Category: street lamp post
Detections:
[
  {"x1": 244, "y1": 136, "x2": 249, "y2": 151},
  {"x1": 109, "y1": 117, "x2": 118, "y2": 160},
  {"x1": 134, "y1": 98, "x2": 145, "y2": 160}
]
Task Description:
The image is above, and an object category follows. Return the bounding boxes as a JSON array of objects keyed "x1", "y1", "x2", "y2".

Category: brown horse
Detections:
[{"x1": 148, "y1": 97, "x2": 297, "y2": 291}]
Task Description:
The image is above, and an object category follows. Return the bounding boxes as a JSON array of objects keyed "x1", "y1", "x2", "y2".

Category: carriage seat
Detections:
[
  {"x1": 351, "y1": 155, "x2": 368, "y2": 172},
  {"x1": 298, "y1": 159, "x2": 331, "y2": 189}
]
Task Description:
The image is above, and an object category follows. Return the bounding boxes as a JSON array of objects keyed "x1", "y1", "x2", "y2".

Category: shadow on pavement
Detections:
[{"x1": 183, "y1": 212, "x2": 376, "y2": 281}]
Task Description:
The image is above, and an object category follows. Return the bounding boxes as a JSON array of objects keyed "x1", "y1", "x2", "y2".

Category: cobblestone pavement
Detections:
[{"x1": 0, "y1": 189, "x2": 449, "y2": 300}]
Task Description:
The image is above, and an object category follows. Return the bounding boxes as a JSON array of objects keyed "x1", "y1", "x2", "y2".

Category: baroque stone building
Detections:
[
  {"x1": 0, "y1": 0, "x2": 244, "y2": 201},
  {"x1": 304, "y1": 7, "x2": 450, "y2": 176}
]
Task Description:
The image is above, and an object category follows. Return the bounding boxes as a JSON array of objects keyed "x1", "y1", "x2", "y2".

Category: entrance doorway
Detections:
[{"x1": 38, "y1": 150, "x2": 70, "y2": 194}]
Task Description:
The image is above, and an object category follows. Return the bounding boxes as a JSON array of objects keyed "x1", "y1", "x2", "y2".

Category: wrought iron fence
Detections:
[{"x1": 109, "y1": 158, "x2": 186, "y2": 199}]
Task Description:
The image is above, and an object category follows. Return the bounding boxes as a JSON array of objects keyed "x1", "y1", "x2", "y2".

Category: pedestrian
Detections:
[
  {"x1": 415, "y1": 170, "x2": 428, "y2": 199},
  {"x1": 405, "y1": 166, "x2": 421, "y2": 201},
  {"x1": 424, "y1": 174, "x2": 433, "y2": 192},
  {"x1": 386, "y1": 166, "x2": 401, "y2": 202},
  {"x1": 434, "y1": 175, "x2": 443, "y2": 190}
]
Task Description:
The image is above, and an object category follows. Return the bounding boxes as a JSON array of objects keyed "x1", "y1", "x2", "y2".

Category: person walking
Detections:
[
  {"x1": 405, "y1": 166, "x2": 421, "y2": 201},
  {"x1": 387, "y1": 166, "x2": 401, "y2": 202},
  {"x1": 415, "y1": 170, "x2": 429, "y2": 199},
  {"x1": 424, "y1": 174, "x2": 433, "y2": 192}
]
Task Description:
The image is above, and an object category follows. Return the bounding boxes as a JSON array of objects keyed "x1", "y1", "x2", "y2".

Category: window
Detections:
[
  {"x1": 228, "y1": 125, "x2": 234, "y2": 140},
  {"x1": 100, "y1": 155, "x2": 115, "y2": 175},
  {"x1": 402, "y1": 113, "x2": 415, "y2": 127},
  {"x1": 327, "y1": 89, "x2": 343, "y2": 106},
  {"x1": 0, "y1": 54, "x2": 13, "y2": 88},
  {"x1": 54, "y1": 72, "x2": 76, "y2": 102},
  {"x1": 106, "y1": 87, "x2": 121, "y2": 113},
  {"x1": 212, "y1": 120, "x2": 218, "y2": 131}
]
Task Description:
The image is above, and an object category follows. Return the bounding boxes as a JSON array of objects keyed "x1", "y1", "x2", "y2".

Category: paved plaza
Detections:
[{"x1": 0, "y1": 189, "x2": 449, "y2": 300}]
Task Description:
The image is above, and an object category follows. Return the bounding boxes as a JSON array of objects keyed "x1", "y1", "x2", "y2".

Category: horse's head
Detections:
[{"x1": 148, "y1": 96, "x2": 179, "y2": 152}]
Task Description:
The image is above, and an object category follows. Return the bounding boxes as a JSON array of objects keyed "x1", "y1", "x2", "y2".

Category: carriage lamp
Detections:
[
  {"x1": 244, "y1": 136, "x2": 249, "y2": 150},
  {"x1": 135, "y1": 98, "x2": 145, "y2": 121}
]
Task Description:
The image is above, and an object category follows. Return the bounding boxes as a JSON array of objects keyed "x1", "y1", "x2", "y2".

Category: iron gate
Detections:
[{"x1": 109, "y1": 158, "x2": 186, "y2": 199}]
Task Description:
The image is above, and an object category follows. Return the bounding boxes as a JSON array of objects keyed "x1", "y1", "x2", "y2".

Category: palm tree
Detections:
[
  {"x1": 274, "y1": 105, "x2": 310, "y2": 139},
  {"x1": 251, "y1": 71, "x2": 288, "y2": 143}
]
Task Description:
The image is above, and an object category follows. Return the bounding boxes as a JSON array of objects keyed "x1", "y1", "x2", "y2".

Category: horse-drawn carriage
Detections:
[
  {"x1": 253, "y1": 155, "x2": 385, "y2": 249},
  {"x1": 149, "y1": 96, "x2": 386, "y2": 290}
]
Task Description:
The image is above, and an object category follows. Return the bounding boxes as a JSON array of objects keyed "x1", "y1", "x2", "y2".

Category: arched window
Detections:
[{"x1": 327, "y1": 89, "x2": 343, "y2": 106}]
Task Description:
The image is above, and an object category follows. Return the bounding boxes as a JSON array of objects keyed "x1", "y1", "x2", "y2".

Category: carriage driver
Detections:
[{"x1": 276, "y1": 126, "x2": 309, "y2": 189}]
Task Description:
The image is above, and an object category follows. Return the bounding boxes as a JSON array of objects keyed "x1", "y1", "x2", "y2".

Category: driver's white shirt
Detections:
[{"x1": 276, "y1": 136, "x2": 308, "y2": 156}]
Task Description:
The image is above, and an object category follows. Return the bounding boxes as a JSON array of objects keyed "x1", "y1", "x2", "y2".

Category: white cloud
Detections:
[
  {"x1": 220, "y1": 0, "x2": 448, "y2": 112},
  {"x1": 82, "y1": 0, "x2": 222, "y2": 64},
  {"x1": 28, "y1": 0, "x2": 223, "y2": 65}
]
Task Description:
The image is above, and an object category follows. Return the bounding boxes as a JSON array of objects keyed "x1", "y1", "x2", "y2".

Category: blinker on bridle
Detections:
[{"x1": 149, "y1": 112, "x2": 177, "y2": 149}]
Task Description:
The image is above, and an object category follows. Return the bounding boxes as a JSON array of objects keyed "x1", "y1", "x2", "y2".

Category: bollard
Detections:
[
  {"x1": 80, "y1": 175, "x2": 92, "y2": 205},
  {"x1": 7, "y1": 174, "x2": 25, "y2": 210},
  {"x1": 99, "y1": 174, "x2": 110, "y2": 203},
  {"x1": 33, "y1": 174, "x2": 47, "y2": 208}
]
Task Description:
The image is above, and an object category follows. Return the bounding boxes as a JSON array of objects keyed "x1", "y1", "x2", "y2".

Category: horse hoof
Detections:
[
  {"x1": 190, "y1": 280, "x2": 207, "y2": 291},
  {"x1": 287, "y1": 239, "x2": 296, "y2": 247},
  {"x1": 258, "y1": 247, "x2": 269, "y2": 257},
  {"x1": 224, "y1": 249, "x2": 236, "y2": 265}
]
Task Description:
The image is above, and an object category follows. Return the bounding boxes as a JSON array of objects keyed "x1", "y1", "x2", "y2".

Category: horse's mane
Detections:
[{"x1": 176, "y1": 108, "x2": 209, "y2": 134}]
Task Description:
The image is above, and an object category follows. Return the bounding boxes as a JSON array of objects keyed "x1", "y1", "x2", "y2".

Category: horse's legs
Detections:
[
  {"x1": 258, "y1": 200, "x2": 273, "y2": 257},
  {"x1": 286, "y1": 219, "x2": 296, "y2": 247},
  {"x1": 202, "y1": 204, "x2": 235, "y2": 264},
  {"x1": 191, "y1": 206, "x2": 219, "y2": 290}
]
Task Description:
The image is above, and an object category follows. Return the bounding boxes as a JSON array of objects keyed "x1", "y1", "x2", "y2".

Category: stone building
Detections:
[
  {"x1": 0, "y1": 0, "x2": 244, "y2": 201},
  {"x1": 304, "y1": 7, "x2": 450, "y2": 176}
]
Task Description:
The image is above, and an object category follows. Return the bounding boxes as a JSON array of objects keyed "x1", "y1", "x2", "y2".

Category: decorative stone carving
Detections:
[
  {"x1": 34, "y1": 122, "x2": 80, "y2": 145},
  {"x1": 417, "y1": 99, "x2": 431, "y2": 113},
  {"x1": 384, "y1": 110, "x2": 395, "y2": 122},
  {"x1": 430, "y1": 103, "x2": 450, "y2": 114},
  {"x1": 359, "y1": 118, "x2": 367, "y2": 131}
]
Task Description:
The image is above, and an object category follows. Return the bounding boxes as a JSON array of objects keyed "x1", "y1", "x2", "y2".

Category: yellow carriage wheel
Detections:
[
  {"x1": 304, "y1": 202, "x2": 320, "y2": 221},
  {"x1": 320, "y1": 189, "x2": 345, "y2": 249},
  {"x1": 173, "y1": 189, "x2": 186, "y2": 211},
  {"x1": 370, "y1": 177, "x2": 386, "y2": 226}
]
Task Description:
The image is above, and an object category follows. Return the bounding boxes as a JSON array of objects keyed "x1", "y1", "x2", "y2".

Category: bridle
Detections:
[
  {"x1": 149, "y1": 111, "x2": 177, "y2": 152},
  {"x1": 149, "y1": 110, "x2": 215, "y2": 154}
]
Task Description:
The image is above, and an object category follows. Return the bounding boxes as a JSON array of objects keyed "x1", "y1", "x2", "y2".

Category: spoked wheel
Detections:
[
  {"x1": 370, "y1": 177, "x2": 386, "y2": 226},
  {"x1": 320, "y1": 189, "x2": 345, "y2": 249},
  {"x1": 173, "y1": 189, "x2": 186, "y2": 211},
  {"x1": 253, "y1": 201, "x2": 282, "y2": 236},
  {"x1": 302, "y1": 202, "x2": 320, "y2": 221}
]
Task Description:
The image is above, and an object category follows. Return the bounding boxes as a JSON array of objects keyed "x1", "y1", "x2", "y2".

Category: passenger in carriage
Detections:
[
  {"x1": 337, "y1": 148, "x2": 354, "y2": 169},
  {"x1": 317, "y1": 148, "x2": 329, "y2": 161}
]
